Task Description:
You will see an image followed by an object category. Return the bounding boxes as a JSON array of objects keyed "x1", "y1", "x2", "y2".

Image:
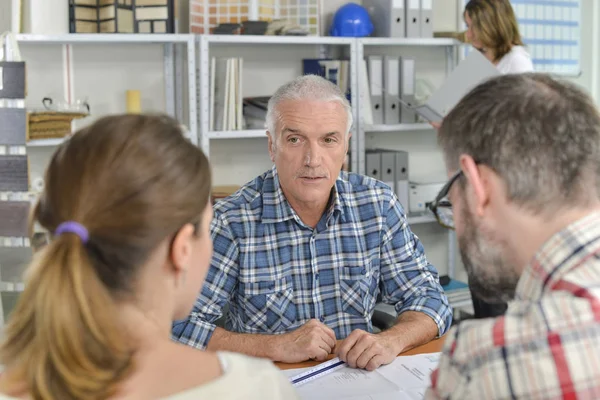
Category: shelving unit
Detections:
[
  {"x1": 15, "y1": 33, "x2": 198, "y2": 145},
  {"x1": 354, "y1": 37, "x2": 461, "y2": 282},
  {"x1": 197, "y1": 34, "x2": 359, "y2": 170}
]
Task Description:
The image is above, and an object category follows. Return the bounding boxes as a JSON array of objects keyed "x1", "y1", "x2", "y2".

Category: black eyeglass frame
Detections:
[{"x1": 427, "y1": 169, "x2": 465, "y2": 229}]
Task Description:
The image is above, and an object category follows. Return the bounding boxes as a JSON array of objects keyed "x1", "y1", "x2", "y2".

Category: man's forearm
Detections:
[
  {"x1": 380, "y1": 311, "x2": 439, "y2": 354},
  {"x1": 206, "y1": 327, "x2": 281, "y2": 360}
]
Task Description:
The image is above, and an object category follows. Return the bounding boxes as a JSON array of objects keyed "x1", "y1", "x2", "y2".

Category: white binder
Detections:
[
  {"x1": 363, "y1": 0, "x2": 405, "y2": 37},
  {"x1": 420, "y1": 0, "x2": 433, "y2": 38},
  {"x1": 399, "y1": 57, "x2": 416, "y2": 123},
  {"x1": 406, "y1": 0, "x2": 420, "y2": 38},
  {"x1": 367, "y1": 56, "x2": 384, "y2": 125},
  {"x1": 383, "y1": 56, "x2": 401, "y2": 124},
  {"x1": 366, "y1": 151, "x2": 382, "y2": 181}
]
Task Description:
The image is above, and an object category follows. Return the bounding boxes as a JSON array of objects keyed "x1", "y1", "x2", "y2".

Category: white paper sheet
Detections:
[{"x1": 282, "y1": 352, "x2": 441, "y2": 400}]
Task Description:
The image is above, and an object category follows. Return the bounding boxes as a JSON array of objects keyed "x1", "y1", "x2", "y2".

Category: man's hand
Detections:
[
  {"x1": 336, "y1": 329, "x2": 402, "y2": 371},
  {"x1": 271, "y1": 319, "x2": 337, "y2": 363}
]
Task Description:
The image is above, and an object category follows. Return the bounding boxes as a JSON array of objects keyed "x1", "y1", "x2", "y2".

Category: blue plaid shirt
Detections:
[{"x1": 173, "y1": 166, "x2": 452, "y2": 349}]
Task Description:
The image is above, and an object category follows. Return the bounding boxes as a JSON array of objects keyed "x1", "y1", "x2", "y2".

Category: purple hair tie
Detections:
[{"x1": 55, "y1": 221, "x2": 89, "y2": 244}]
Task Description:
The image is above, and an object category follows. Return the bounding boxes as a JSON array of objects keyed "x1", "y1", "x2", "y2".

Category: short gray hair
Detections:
[
  {"x1": 266, "y1": 75, "x2": 353, "y2": 142},
  {"x1": 439, "y1": 73, "x2": 600, "y2": 214}
]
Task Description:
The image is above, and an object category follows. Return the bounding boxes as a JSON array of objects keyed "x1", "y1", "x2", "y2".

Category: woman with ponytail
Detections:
[{"x1": 0, "y1": 114, "x2": 298, "y2": 399}]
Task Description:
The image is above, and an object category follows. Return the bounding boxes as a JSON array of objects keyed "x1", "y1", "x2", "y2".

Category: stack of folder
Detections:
[
  {"x1": 364, "y1": 0, "x2": 433, "y2": 38},
  {"x1": 210, "y1": 57, "x2": 244, "y2": 131},
  {"x1": 363, "y1": 55, "x2": 417, "y2": 125}
]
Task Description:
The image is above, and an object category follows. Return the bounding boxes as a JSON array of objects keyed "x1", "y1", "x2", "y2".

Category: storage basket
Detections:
[{"x1": 27, "y1": 112, "x2": 88, "y2": 140}]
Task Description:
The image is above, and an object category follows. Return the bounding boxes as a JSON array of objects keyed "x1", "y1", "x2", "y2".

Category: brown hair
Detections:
[
  {"x1": 464, "y1": 0, "x2": 524, "y2": 62},
  {"x1": 439, "y1": 73, "x2": 600, "y2": 214},
  {"x1": 0, "y1": 114, "x2": 211, "y2": 399}
]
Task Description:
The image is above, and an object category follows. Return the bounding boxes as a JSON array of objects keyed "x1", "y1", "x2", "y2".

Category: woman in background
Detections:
[
  {"x1": 461, "y1": 0, "x2": 533, "y2": 319},
  {"x1": 0, "y1": 114, "x2": 297, "y2": 399},
  {"x1": 464, "y1": 0, "x2": 533, "y2": 74}
]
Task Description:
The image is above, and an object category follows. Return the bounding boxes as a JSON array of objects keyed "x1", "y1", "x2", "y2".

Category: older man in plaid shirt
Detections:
[
  {"x1": 425, "y1": 73, "x2": 600, "y2": 399},
  {"x1": 172, "y1": 75, "x2": 452, "y2": 370}
]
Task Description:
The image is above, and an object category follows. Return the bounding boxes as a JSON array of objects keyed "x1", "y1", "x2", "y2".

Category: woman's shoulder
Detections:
[
  {"x1": 498, "y1": 45, "x2": 534, "y2": 74},
  {"x1": 164, "y1": 352, "x2": 299, "y2": 400}
]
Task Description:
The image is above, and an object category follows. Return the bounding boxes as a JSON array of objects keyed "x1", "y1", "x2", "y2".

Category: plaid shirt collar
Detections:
[
  {"x1": 516, "y1": 210, "x2": 600, "y2": 302},
  {"x1": 261, "y1": 165, "x2": 346, "y2": 225}
]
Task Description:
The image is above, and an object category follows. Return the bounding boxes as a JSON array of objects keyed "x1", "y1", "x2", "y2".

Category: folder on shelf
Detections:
[
  {"x1": 365, "y1": 151, "x2": 381, "y2": 181},
  {"x1": 420, "y1": 0, "x2": 433, "y2": 38},
  {"x1": 363, "y1": 0, "x2": 405, "y2": 38},
  {"x1": 394, "y1": 150, "x2": 409, "y2": 211},
  {"x1": 0, "y1": 108, "x2": 26, "y2": 146},
  {"x1": 0, "y1": 156, "x2": 28, "y2": 192},
  {"x1": 237, "y1": 58, "x2": 243, "y2": 131},
  {"x1": 383, "y1": 56, "x2": 400, "y2": 125},
  {"x1": 211, "y1": 57, "x2": 228, "y2": 131},
  {"x1": 210, "y1": 57, "x2": 244, "y2": 132},
  {"x1": 0, "y1": 62, "x2": 26, "y2": 99},
  {"x1": 399, "y1": 50, "x2": 500, "y2": 123},
  {"x1": 367, "y1": 56, "x2": 384, "y2": 125},
  {"x1": 0, "y1": 201, "x2": 29, "y2": 237},
  {"x1": 400, "y1": 57, "x2": 417, "y2": 123},
  {"x1": 406, "y1": 0, "x2": 420, "y2": 38},
  {"x1": 359, "y1": 59, "x2": 374, "y2": 125}
]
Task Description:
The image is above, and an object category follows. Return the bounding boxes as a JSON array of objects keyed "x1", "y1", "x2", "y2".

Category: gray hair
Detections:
[
  {"x1": 439, "y1": 73, "x2": 600, "y2": 214},
  {"x1": 266, "y1": 75, "x2": 353, "y2": 144}
]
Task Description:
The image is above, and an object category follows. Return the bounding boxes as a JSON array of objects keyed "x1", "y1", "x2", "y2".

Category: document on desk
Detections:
[{"x1": 283, "y1": 352, "x2": 441, "y2": 399}]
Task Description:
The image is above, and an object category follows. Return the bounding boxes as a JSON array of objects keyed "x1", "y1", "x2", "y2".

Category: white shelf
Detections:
[
  {"x1": 360, "y1": 37, "x2": 460, "y2": 46},
  {"x1": 203, "y1": 35, "x2": 353, "y2": 45},
  {"x1": 15, "y1": 33, "x2": 193, "y2": 44},
  {"x1": 407, "y1": 212, "x2": 437, "y2": 225},
  {"x1": 365, "y1": 123, "x2": 434, "y2": 133},
  {"x1": 0, "y1": 282, "x2": 25, "y2": 293},
  {"x1": 208, "y1": 129, "x2": 267, "y2": 139},
  {"x1": 27, "y1": 138, "x2": 66, "y2": 147}
]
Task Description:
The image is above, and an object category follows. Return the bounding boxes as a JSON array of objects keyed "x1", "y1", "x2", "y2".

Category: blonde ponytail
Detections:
[{"x1": 0, "y1": 235, "x2": 133, "y2": 399}]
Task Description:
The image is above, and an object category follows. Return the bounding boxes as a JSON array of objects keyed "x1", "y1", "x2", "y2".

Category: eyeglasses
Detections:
[{"x1": 427, "y1": 169, "x2": 464, "y2": 230}]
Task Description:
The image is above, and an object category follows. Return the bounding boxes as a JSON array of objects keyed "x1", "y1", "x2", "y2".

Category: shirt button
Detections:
[
  {"x1": 361, "y1": 268, "x2": 366, "y2": 275},
  {"x1": 315, "y1": 273, "x2": 319, "y2": 280},
  {"x1": 319, "y1": 315, "x2": 325, "y2": 322}
]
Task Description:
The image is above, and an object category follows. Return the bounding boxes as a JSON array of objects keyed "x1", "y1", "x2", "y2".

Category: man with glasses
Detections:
[{"x1": 425, "y1": 73, "x2": 600, "y2": 399}]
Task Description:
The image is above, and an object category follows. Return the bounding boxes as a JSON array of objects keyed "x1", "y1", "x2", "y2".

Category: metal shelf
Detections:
[
  {"x1": 203, "y1": 35, "x2": 354, "y2": 45},
  {"x1": 365, "y1": 123, "x2": 434, "y2": 133},
  {"x1": 0, "y1": 282, "x2": 25, "y2": 293},
  {"x1": 360, "y1": 37, "x2": 461, "y2": 46},
  {"x1": 27, "y1": 138, "x2": 66, "y2": 147},
  {"x1": 15, "y1": 33, "x2": 194, "y2": 44},
  {"x1": 208, "y1": 129, "x2": 267, "y2": 139}
]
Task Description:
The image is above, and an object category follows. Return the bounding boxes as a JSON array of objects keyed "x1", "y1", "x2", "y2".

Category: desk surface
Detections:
[{"x1": 276, "y1": 336, "x2": 446, "y2": 370}]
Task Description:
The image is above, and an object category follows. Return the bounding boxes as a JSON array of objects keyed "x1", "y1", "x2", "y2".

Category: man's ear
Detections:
[
  {"x1": 169, "y1": 223, "x2": 195, "y2": 275},
  {"x1": 459, "y1": 155, "x2": 490, "y2": 217},
  {"x1": 267, "y1": 131, "x2": 275, "y2": 162}
]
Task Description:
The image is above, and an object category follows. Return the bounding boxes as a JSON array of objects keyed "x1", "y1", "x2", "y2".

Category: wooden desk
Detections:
[{"x1": 276, "y1": 336, "x2": 446, "y2": 370}]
